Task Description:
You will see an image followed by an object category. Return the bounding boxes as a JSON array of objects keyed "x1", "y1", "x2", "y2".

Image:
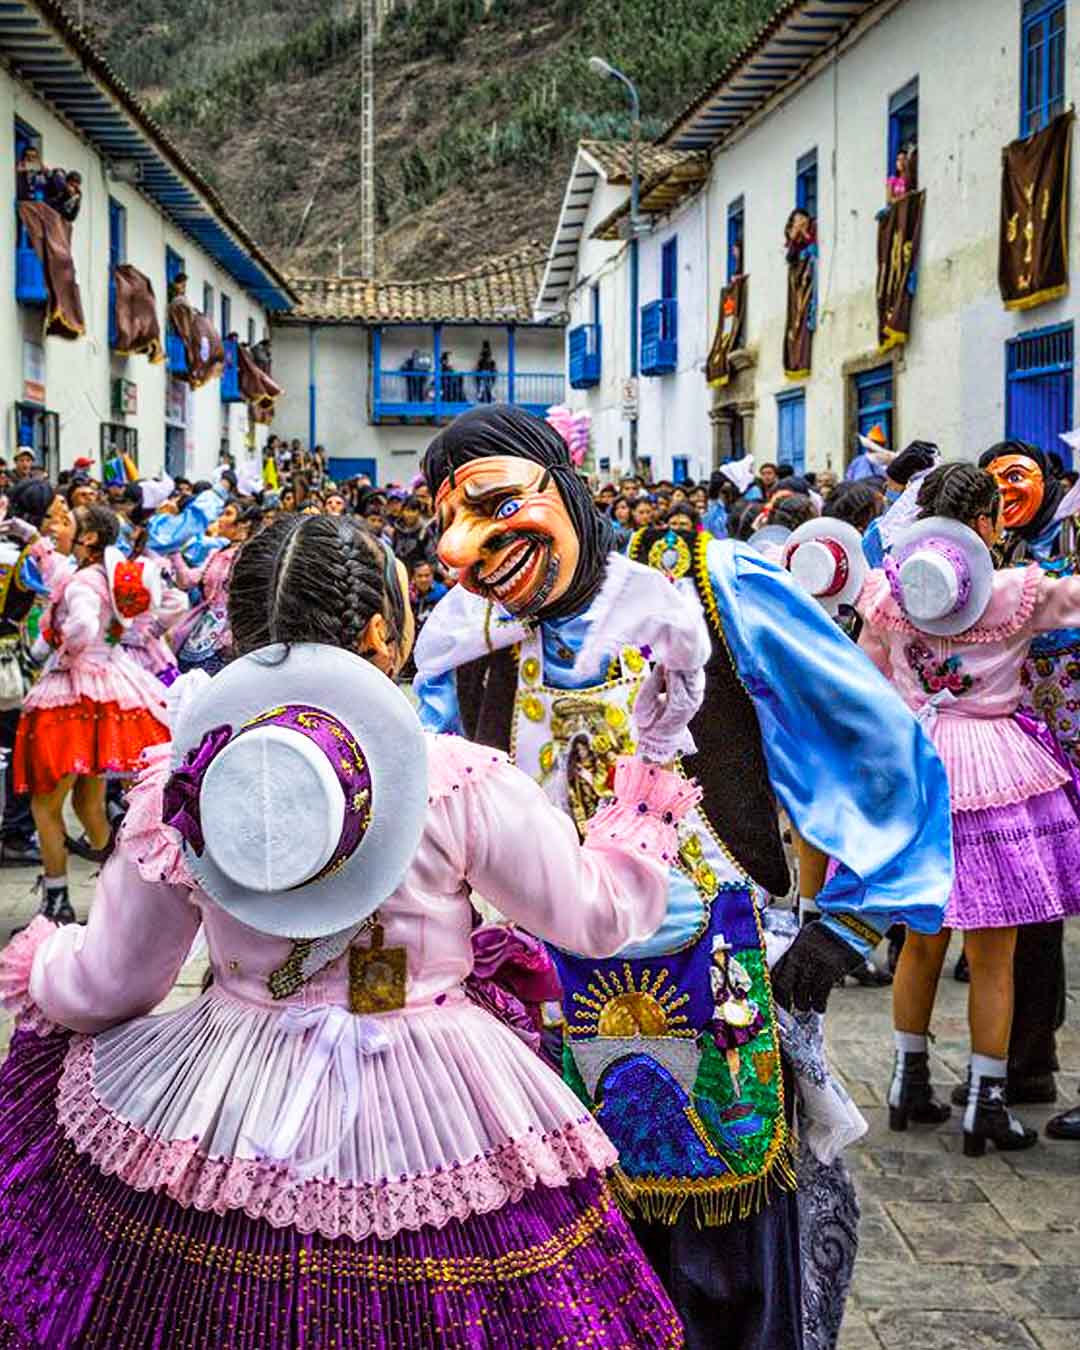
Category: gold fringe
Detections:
[
  {"x1": 784, "y1": 368, "x2": 810, "y2": 381},
  {"x1": 1004, "y1": 282, "x2": 1069, "y2": 311},
  {"x1": 878, "y1": 326, "x2": 908, "y2": 353},
  {"x1": 608, "y1": 1137, "x2": 798, "y2": 1229}
]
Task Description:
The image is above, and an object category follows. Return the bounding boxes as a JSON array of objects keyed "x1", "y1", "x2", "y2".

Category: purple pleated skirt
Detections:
[
  {"x1": 946, "y1": 785, "x2": 1080, "y2": 930},
  {"x1": 0, "y1": 1031, "x2": 682, "y2": 1350}
]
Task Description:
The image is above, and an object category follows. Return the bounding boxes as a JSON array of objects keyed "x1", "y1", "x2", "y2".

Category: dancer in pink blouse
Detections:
[
  {"x1": 0, "y1": 513, "x2": 704, "y2": 1349},
  {"x1": 856, "y1": 463, "x2": 1080, "y2": 1157}
]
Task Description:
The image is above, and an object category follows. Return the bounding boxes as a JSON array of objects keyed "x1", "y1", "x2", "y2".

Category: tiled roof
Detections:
[
  {"x1": 591, "y1": 151, "x2": 710, "y2": 240},
  {"x1": 660, "y1": 0, "x2": 880, "y2": 150},
  {"x1": 577, "y1": 140, "x2": 702, "y2": 185},
  {"x1": 284, "y1": 249, "x2": 560, "y2": 325},
  {"x1": 3, "y1": 0, "x2": 296, "y2": 306}
]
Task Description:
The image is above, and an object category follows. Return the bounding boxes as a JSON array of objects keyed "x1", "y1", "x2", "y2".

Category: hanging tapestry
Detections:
[
  {"x1": 783, "y1": 249, "x2": 816, "y2": 379},
  {"x1": 18, "y1": 202, "x2": 85, "y2": 340},
  {"x1": 168, "y1": 298, "x2": 225, "y2": 389},
  {"x1": 999, "y1": 109, "x2": 1074, "y2": 311},
  {"x1": 238, "y1": 343, "x2": 284, "y2": 425},
  {"x1": 706, "y1": 274, "x2": 747, "y2": 388},
  {"x1": 113, "y1": 265, "x2": 163, "y2": 364},
  {"x1": 876, "y1": 189, "x2": 925, "y2": 351}
]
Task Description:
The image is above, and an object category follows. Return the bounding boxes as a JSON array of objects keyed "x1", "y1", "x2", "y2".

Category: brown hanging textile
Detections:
[
  {"x1": 168, "y1": 298, "x2": 225, "y2": 388},
  {"x1": 238, "y1": 343, "x2": 284, "y2": 425},
  {"x1": 876, "y1": 189, "x2": 925, "y2": 352},
  {"x1": 113, "y1": 264, "x2": 163, "y2": 363},
  {"x1": 783, "y1": 254, "x2": 814, "y2": 379},
  {"x1": 706, "y1": 274, "x2": 747, "y2": 388},
  {"x1": 999, "y1": 108, "x2": 1074, "y2": 311},
  {"x1": 17, "y1": 202, "x2": 85, "y2": 340}
]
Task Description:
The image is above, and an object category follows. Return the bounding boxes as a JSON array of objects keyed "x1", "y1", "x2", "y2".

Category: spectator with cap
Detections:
[{"x1": 12, "y1": 447, "x2": 34, "y2": 483}]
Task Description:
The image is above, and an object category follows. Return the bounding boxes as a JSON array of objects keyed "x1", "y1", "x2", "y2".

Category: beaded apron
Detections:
[{"x1": 511, "y1": 628, "x2": 790, "y2": 1226}]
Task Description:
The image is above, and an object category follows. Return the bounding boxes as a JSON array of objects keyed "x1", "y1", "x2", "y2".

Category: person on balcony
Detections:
[
  {"x1": 15, "y1": 145, "x2": 47, "y2": 202},
  {"x1": 475, "y1": 340, "x2": 497, "y2": 403},
  {"x1": 441, "y1": 351, "x2": 464, "y2": 403},
  {"x1": 44, "y1": 168, "x2": 81, "y2": 224}
]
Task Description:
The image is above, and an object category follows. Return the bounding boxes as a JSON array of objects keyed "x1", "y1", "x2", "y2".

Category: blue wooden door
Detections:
[
  {"x1": 777, "y1": 391, "x2": 806, "y2": 474},
  {"x1": 1006, "y1": 324, "x2": 1074, "y2": 466}
]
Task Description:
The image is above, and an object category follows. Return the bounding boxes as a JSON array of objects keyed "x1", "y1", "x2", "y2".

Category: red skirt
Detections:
[{"x1": 13, "y1": 698, "x2": 169, "y2": 795}]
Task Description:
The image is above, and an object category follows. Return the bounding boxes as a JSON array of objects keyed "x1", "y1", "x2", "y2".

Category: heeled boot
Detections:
[
  {"x1": 963, "y1": 1056, "x2": 1037, "y2": 1156},
  {"x1": 888, "y1": 1048, "x2": 951, "y2": 1131}
]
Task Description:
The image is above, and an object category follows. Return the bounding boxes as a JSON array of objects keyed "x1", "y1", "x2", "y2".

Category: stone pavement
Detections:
[{"x1": 0, "y1": 863, "x2": 1076, "y2": 1349}]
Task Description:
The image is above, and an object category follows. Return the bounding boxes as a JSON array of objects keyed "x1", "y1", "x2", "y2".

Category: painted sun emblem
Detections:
[{"x1": 571, "y1": 964, "x2": 693, "y2": 1038}]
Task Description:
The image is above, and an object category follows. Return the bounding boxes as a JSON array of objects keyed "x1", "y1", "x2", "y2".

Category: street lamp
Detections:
[
  {"x1": 587, "y1": 57, "x2": 641, "y2": 234},
  {"x1": 589, "y1": 56, "x2": 642, "y2": 470}
]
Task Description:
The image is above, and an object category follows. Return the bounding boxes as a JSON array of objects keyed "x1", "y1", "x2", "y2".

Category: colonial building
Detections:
[
  {"x1": 272, "y1": 250, "x2": 565, "y2": 485},
  {"x1": 0, "y1": 0, "x2": 294, "y2": 480},
  {"x1": 541, "y1": 0, "x2": 1080, "y2": 479}
]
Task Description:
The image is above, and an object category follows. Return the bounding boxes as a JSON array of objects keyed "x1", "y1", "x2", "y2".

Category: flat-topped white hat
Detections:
[
  {"x1": 886, "y1": 517, "x2": 994, "y2": 637},
  {"x1": 164, "y1": 643, "x2": 428, "y2": 938},
  {"x1": 782, "y1": 518, "x2": 867, "y2": 616}
]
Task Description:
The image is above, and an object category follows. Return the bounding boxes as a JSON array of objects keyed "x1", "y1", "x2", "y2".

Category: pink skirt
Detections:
[{"x1": 946, "y1": 785, "x2": 1080, "y2": 929}]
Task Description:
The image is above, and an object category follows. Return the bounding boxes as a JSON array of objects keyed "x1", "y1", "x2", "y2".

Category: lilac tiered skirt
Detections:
[{"x1": 0, "y1": 1032, "x2": 682, "y2": 1350}]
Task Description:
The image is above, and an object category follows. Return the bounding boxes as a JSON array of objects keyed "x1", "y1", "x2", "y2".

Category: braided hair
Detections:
[
  {"x1": 916, "y1": 463, "x2": 1000, "y2": 526},
  {"x1": 229, "y1": 515, "x2": 405, "y2": 659}
]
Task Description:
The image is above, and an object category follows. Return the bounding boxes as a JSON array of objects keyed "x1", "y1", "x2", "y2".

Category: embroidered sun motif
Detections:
[{"x1": 570, "y1": 964, "x2": 693, "y2": 1039}]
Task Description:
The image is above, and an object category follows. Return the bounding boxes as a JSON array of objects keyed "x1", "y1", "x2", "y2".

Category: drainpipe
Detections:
[
  {"x1": 308, "y1": 325, "x2": 318, "y2": 451},
  {"x1": 629, "y1": 238, "x2": 639, "y2": 471}
]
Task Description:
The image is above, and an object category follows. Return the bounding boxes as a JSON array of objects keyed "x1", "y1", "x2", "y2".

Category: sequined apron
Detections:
[{"x1": 511, "y1": 628, "x2": 789, "y2": 1226}]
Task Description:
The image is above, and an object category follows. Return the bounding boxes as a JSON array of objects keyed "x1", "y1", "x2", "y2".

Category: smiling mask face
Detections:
[
  {"x1": 434, "y1": 455, "x2": 580, "y2": 616},
  {"x1": 987, "y1": 453, "x2": 1044, "y2": 529}
]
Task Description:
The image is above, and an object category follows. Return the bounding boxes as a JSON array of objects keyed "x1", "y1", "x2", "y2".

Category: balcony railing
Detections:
[
  {"x1": 641, "y1": 299, "x2": 678, "y2": 376},
  {"x1": 372, "y1": 369, "x2": 565, "y2": 423},
  {"x1": 568, "y1": 323, "x2": 601, "y2": 388},
  {"x1": 221, "y1": 337, "x2": 243, "y2": 403},
  {"x1": 15, "y1": 212, "x2": 47, "y2": 306}
]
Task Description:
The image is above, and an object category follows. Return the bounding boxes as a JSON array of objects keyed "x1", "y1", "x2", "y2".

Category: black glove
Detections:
[{"x1": 770, "y1": 922, "x2": 866, "y2": 1014}]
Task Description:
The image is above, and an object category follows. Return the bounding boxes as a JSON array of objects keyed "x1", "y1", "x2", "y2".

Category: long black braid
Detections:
[
  {"x1": 229, "y1": 515, "x2": 403, "y2": 658},
  {"x1": 916, "y1": 463, "x2": 1000, "y2": 526}
]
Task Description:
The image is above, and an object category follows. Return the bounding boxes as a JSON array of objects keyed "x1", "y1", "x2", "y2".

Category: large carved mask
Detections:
[{"x1": 986, "y1": 453, "x2": 1044, "y2": 529}]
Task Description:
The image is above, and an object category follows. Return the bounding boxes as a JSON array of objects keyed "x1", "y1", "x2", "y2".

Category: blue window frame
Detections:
[
  {"x1": 727, "y1": 196, "x2": 745, "y2": 281},
  {"x1": 776, "y1": 389, "x2": 806, "y2": 475},
  {"x1": 796, "y1": 149, "x2": 818, "y2": 220},
  {"x1": 1021, "y1": 0, "x2": 1066, "y2": 136},
  {"x1": 165, "y1": 246, "x2": 184, "y2": 289},
  {"x1": 888, "y1": 78, "x2": 919, "y2": 173},
  {"x1": 165, "y1": 248, "x2": 186, "y2": 373},
  {"x1": 590, "y1": 282, "x2": 600, "y2": 329},
  {"x1": 108, "y1": 199, "x2": 126, "y2": 349},
  {"x1": 1006, "y1": 322, "x2": 1074, "y2": 465},
  {"x1": 672, "y1": 456, "x2": 690, "y2": 484},
  {"x1": 220, "y1": 292, "x2": 232, "y2": 339},
  {"x1": 203, "y1": 281, "x2": 214, "y2": 317},
  {"x1": 854, "y1": 365, "x2": 894, "y2": 456},
  {"x1": 661, "y1": 237, "x2": 678, "y2": 304},
  {"x1": 14, "y1": 119, "x2": 47, "y2": 307}
]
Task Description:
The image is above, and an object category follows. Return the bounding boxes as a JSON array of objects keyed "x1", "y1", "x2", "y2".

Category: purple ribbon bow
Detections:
[{"x1": 162, "y1": 724, "x2": 233, "y2": 856}]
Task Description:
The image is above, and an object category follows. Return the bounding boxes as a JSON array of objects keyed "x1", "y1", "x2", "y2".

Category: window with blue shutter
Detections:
[
  {"x1": 796, "y1": 150, "x2": 818, "y2": 220},
  {"x1": 1006, "y1": 322, "x2": 1074, "y2": 464},
  {"x1": 108, "y1": 199, "x2": 126, "y2": 349},
  {"x1": 776, "y1": 389, "x2": 807, "y2": 474},
  {"x1": 888, "y1": 78, "x2": 919, "y2": 173},
  {"x1": 727, "y1": 196, "x2": 745, "y2": 281},
  {"x1": 1021, "y1": 0, "x2": 1066, "y2": 136},
  {"x1": 853, "y1": 366, "x2": 895, "y2": 455}
]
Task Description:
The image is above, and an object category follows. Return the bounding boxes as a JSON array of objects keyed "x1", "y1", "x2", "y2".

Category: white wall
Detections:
[
  {"x1": 273, "y1": 320, "x2": 565, "y2": 486},
  {"x1": 0, "y1": 68, "x2": 273, "y2": 480}
]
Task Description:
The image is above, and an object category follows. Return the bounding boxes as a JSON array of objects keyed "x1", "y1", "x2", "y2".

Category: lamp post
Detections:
[{"x1": 589, "y1": 56, "x2": 641, "y2": 471}]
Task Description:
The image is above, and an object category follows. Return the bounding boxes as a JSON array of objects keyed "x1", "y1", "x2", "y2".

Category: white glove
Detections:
[{"x1": 632, "y1": 663, "x2": 705, "y2": 763}]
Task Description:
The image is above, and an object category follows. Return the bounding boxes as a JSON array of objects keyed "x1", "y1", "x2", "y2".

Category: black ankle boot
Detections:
[
  {"x1": 963, "y1": 1073, "x2": 1038, "y2": 1156},
  {"x1": 888, "y1": 1050, "x2": 951, "y2": 1131},
  {"x1": 41, "y1": 884, "x2": 76, "y2": 926}
]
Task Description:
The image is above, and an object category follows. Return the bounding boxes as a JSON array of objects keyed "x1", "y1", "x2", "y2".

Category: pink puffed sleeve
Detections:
[
  {"x1": 169, "y1": 552, "x2": 206, "y2": 591},
  {"x1": 60, "y1": 577, "x2": 104, "y2": 654},
  {"x1": 1029, "y1": 571, "x2": 1080, "y2": 633},
  {"x1": 457, "y1": 755, "x2": 700, "y2": 958},
  {"x1": 27, "y1": 853, "x2": 200, "y2": 1034}
]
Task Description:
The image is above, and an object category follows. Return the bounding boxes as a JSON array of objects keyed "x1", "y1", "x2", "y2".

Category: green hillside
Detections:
[{"x1": 85, "y1": 0, "x2": 781, "y2": 277}]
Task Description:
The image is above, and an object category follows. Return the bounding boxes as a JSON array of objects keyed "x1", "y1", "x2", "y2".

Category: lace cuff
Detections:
[
  {"x1": 118, "y1": 742, "x2": 193, "y2": 888},
  {"x1": 587, "y1": 757, "x2": 702, "y2": 862},
  {"x1": 0, "y1": 916, "x2": 60, "y2": 1036}
]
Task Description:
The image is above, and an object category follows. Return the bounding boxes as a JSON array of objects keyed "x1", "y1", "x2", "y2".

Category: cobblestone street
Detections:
[{"x1": 1, "y1": 864, "x2": 1077, "y2": 1349}]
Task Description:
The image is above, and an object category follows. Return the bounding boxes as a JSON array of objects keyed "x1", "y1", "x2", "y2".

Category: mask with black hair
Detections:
[{"x1": 422, "y1": 405, "x2": 614, "y2": 620}]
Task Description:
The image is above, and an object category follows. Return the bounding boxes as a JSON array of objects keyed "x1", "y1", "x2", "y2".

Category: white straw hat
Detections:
[
  {"x1": 886, "y1": 517, "x2": 994, "y2": 637},
  {"x1": 164, "y1": 643, "x2": 428, "y2": 938},
  {"x1": 782, "y1": 519, "x2": 868, "y2": 616}
]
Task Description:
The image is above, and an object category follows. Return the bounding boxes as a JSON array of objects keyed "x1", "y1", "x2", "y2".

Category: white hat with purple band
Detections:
[
  {"x1": 782, "y1": 518, "x2": 868, "y2": 616},
  {"x1": 163, "y1": 643, "x2": 428, "y2": 938},
  {"x1": 885, "y1": 516, "x2": 994, "y2": 637}
]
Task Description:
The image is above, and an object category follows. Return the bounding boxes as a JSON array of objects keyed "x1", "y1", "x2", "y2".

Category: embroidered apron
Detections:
[{"x1": 512, "y1": 628, "x2": 790, "y2": 1225}]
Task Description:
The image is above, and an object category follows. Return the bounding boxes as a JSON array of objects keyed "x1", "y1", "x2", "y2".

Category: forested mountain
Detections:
[{"x1": 85, "y1": 0, "x2": 781, "y2": 277}]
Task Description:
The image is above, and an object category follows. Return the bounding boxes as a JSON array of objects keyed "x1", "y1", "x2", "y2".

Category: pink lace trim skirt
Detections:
[
  {"x1": 945, "y1": 785, "x2": 1080, "y2": 929},
  {"x1": 0, "y1": 1030, "x2": 682, "y2": 1350}
]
